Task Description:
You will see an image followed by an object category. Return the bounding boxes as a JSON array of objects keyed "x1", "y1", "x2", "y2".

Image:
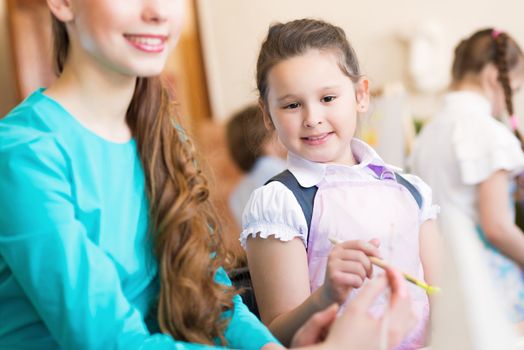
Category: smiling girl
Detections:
[{"x1": 242, "y1": 19, "x2": 441, "y2": 349}]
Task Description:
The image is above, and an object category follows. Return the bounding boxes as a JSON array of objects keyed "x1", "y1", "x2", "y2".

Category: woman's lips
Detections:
[{"x1": 124, "y1": 34, "x2": 168, "y2": 53}]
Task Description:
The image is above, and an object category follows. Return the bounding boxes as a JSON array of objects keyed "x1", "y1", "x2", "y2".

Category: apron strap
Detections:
[
  {"x1": 394, "y1": 172, "x2": 423, "y2": 209},
  {"x1": 266, "y1": 170, "x2": 318, "y2": 249},
  {"x1": 266, "y1": 169, "x2": 422, "y2": 243}
]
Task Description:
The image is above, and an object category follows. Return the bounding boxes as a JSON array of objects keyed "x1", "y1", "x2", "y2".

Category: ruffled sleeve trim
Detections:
[
  {"x1": 240, "y1": 223, "x2": 307, "y2": 249},
  {"x1": 240, "y1": 181, "x2": 308, "y2": 249}
]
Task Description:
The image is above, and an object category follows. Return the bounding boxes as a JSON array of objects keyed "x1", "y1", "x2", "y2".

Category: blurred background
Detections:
[{"x1": 2, "y1": 0, "x2": 524, "y2": 264}]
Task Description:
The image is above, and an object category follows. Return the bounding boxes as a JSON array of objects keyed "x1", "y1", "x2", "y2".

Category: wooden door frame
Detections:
[
  {"x1": 6, "y1": 0, "x2": 212, "y2": 125},
  {"x1": 6, "y1": 0, "x2": 55, "y2": 102}
]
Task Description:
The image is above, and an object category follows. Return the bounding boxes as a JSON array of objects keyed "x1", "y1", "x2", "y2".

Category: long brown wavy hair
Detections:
[
  {"x1": 51, "y1": 15, "x2": 235, "y2": 345},
  {"x1": 451, "y1": 28, "x2": 524, "y2": 148}
]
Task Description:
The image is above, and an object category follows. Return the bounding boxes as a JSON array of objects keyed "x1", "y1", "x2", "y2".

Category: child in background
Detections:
[
  {"x1": 410, "y1": 28, "x2": 524, "y2": 322},
  {"x1": 226, "y1": 104, "x2": 286, "y2": 228},
  {"x1": 242, "y1": 18, "x2": 441, "y2": 349},
  {"x1": 0, "y1": 1, "x2": 416, "y2": 349}
]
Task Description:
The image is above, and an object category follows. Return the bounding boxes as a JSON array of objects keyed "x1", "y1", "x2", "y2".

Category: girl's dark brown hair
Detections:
[
  {"x1": 256, "y1": 18, "x2": 362, "y2": 107},
  {"x1": 52, "y1": 16, "x2": 235, "y2": 345},
  {"x1": 452, "y1": 28, "x2": 524, "y2": 147}
]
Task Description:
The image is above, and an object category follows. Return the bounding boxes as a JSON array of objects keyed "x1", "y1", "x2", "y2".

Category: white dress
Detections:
[{"x1": 410, "y1": 90, "x2": 524, "y2": 321}]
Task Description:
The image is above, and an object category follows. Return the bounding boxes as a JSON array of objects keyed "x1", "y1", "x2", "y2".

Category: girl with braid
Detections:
[{"x1": 410, "y1": 28, "x2": 524, "y2": 321}]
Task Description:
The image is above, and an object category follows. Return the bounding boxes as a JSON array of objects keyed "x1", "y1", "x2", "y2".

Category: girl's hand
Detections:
[
  {"x1": 323, "y1": 267, "x2": 417, "y2": 350},
  {"x1": 322, "y1": 239, "x2": 381, "y2": 304}
]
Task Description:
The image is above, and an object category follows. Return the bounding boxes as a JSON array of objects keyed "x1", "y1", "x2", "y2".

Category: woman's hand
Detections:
[
  {"x1": 290, "y1": 304, "x2": 339, "y2": 347},
  {"x1": 322, "y1": 267, "x2": 417, "y2": 350},
  {"x1": 321, "y1": 239, "x2": 381, "y2": 305}
]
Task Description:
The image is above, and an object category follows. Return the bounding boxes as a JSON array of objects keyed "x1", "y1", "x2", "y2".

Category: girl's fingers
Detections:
[
  {"x1": 338, "y1": 239, "x2": 382, "y2": 258},
  {"x1": 330, "y1": 259, "x2": 368, "y2": 280},
  {"x1": 331, "y1": 249, "x2": 373, "y2": 277},
  {"x1": 330, "y1": 270, "x2": 365, "y2": 288},
  {"x1": 369, "y1": 238, "x2": 381, "y2": 248}
]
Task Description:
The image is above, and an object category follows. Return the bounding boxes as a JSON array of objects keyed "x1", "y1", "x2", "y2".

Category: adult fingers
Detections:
[
  {"x1": 291, "y1": 304, "x2": 339, "y2": 347},
  {"x1": 385, "y1": 267, "x2": 417, "y2": 345},
  {"x1": 385, "y1": 267, "x2": 408, "y2": 300},
  {"x1": 345, "y1": 275, "x2": 388, "y2": 311}
]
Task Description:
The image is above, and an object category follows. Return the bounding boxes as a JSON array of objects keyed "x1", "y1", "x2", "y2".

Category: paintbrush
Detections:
[{"x1": 328, "y1": 237, "x2": 441, "y2": 295}]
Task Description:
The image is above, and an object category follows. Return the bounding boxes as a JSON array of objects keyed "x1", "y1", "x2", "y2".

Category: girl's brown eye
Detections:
[{"x1": 284, "y1": 102, "x2": 300, "y2": 109}]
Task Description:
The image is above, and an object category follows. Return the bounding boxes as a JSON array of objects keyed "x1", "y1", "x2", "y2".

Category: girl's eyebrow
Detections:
[
  {"x1": 277, "y1": 94, "x2": 297, "y2": 102},
  {"x1": 321, "y1": 84, "x2": 342, "y2": 90},
  {"x1": 277, "y1": 85, "x2": 342, "y2": 102}
]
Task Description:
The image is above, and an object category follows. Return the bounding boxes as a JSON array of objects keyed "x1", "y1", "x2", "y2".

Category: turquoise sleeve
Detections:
[
  {"x1": 215, "y1": 269, "x2": 280, "y2": 349},
  {"x1": 0, "y1": 134, "x2": 228, "y2": 350}
]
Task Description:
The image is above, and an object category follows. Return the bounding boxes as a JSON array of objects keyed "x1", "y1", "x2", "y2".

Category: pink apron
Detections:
[{"x1": 307, "y1": 167, "x2": 429, "y2": 349}]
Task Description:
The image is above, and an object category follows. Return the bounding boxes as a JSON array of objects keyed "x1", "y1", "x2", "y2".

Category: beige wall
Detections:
[
  {"x1": 197, "y1": 0, "x2": 524, "y2": 121},
  {"x1": 3, "y1": 2, "x2": 524, "y2": 121},
  {"x1": 0, "y1": 0, "x2": 17, "y2": 116}
]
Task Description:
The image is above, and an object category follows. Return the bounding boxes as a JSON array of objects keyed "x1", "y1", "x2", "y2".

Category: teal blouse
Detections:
[{"x1": 0, "y1": 90, "x2": 277, "y2": 350}]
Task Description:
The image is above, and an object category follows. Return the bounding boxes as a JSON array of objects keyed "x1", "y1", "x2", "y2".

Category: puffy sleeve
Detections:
[
  {"x1": 399, "y1": 173, "x2": 440, "y2": 223},
  {"x1": 240, "y1": 181, "x2": 308, "y2": 249},
  {"x1": 453, "y1": 114, "x2": 524, "y2": 185},
  {"x1": 0, "y1": 131, "x2": 240, "y2": 350}
]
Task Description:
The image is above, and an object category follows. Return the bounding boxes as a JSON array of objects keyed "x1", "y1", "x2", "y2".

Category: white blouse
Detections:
[
  {"x1": 410, "y1": 91, "x2": 524, "y2": 226},
  {"x1": 241, "y1": 139, "x2": 439, "y2": 249}
]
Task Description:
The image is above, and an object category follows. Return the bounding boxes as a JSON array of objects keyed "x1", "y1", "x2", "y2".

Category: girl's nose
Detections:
[
  {"x1": 142, "y1": 0, "x2": 169, "y2": 23},
  {"x1": 303, "y1": 119, "x2": 322, "y2": 128},
  {"x1": 303, "y1": 108, "x2": 323, "y2": 128}
]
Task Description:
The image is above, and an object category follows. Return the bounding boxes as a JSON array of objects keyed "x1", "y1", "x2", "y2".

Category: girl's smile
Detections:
[{"x1": 301, "y1": 132, "x2": 335, "y2": 146}]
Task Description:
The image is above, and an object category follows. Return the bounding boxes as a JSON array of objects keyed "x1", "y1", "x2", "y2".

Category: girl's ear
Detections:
[
  {"x1": 47, "y1": 0, "x2": 75, "y2": 22},
  {"x1": 259, "y1": 99, "x2": 275, "y2": 131},
  {"x1": 355, "y1": 77, "x2": 370, "y2": 113}
]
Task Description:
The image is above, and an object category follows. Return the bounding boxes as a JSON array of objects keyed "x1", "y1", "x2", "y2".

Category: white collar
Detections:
[{"x1": 287, "y1": 138, "x2": 402, "y2": 187}]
